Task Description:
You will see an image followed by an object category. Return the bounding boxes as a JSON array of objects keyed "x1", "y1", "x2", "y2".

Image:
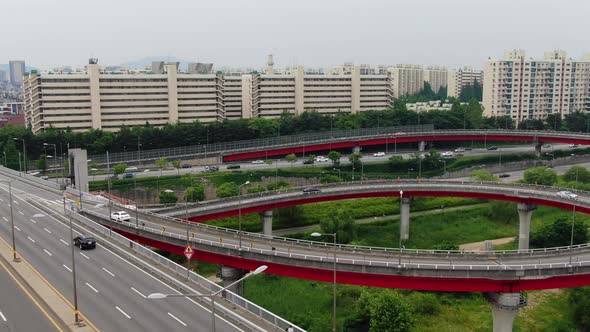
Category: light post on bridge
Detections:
[
  {"x1": 311, "y1": 232, "x2": 337, "y2": 332},
  {"x1": 398, "y1": 191, "x2": 403, "y2": 266},
  {"x1": 238, "y1": 181, "x2": 250, "y2": 250},
  {"x1": 43, "y1": 143, "x2": 58, "y2": 184},
  {"x1": 13, "y1": 138, "x2": 26, "y2": 173},
  {"x1": 333, "y1": 168, "x2": 341, "y2": 182},
  {"x1": 148, "y1": 265, "x2": 268, "y2": 332}
]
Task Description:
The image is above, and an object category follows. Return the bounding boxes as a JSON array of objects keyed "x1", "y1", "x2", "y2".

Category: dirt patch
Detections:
[{"x1": 459, "y1": 237, "x2": 515, "y2": 251}]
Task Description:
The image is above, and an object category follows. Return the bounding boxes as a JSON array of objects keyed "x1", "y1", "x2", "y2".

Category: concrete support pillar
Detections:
[
  {"x1": 418, "y1": 141, "x2": 426, "y2": 152},
  {"x1": 517, "y1": 203, "x2": 536, "y2": 251},
  {"x1": 534, "y1": 142, "x2": 543, "y2": 158},
  {"x1": 487, "y1": 292, "x2": 526, "y2": 332},
  {"x1": 400, "y1": 197, "x2": 411, "y2": 240},
  {"x1": 263, "y1": 210, "x2": 273, "y2": 236},
  {"x1": 352, "y1": 146, "x2": 361, "y2": 154},
  {"x1": 219, "y1": 266, "x2": 246, "y2": 296}
]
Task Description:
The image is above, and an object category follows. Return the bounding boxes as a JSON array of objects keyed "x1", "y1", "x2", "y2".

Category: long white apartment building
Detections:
[
  {"x1": 447, "y1": 67, "x2": 483, "y2": 98},
  {"x1": 390, "y1": 64, "x2": 424, "y2": 98},
  {"x1": 423, "y1": 66, "x2": 448, "y2": 94},
  {"x1": 483, "y1": 50, "x2": 590, "y2": 123}
]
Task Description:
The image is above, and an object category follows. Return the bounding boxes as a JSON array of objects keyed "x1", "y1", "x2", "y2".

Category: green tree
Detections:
[
  {"x1": 523, "y1": 166, "x2": 557, "y2": 186},
  {"x1": 37, "y1": 154, "x2": 48, "y2": 174},
  {"x1": 464, "y1": 99, "x2": 484, "y2": 129},
  {"x1": 530, "y1": 217, "x2": 588, "y2": 248},
  {"x1": 247, "y1": 185, "x2": 266, "y2": 194},
  {"x1": 567, "y1": 286, "x2": 590, "y2": 330},
  {"x1": 285, "y1": 154, "x2": 297, "y2": 167},
  {"x1": 486, "y1": 201, "x2": 518, "y2": 224},
  {"x1": 349, "y1": 152, "x2": 363, "y2": 171},
  {"x1": 319, "y1": 208, "x2": 358, "y2": 244},
  {"x1": 307, "y1": 154, "x2": 316, "y2": 164},
  {"x1": 327, "y1": 151, "x2": 341, "y2": 166},
  {"x1": 172, "y1": 160, "x2": 182, "y2": 175},
  {"x1": 422, "y1": 149, "x2": 442, "y2": 170},
  {"x1": 113, "y1": 163, "x2": 128, "y2": 178},
  {"x1": 357, "y1": 289, "x2": 414, "y2": 332},
  {"x1": 563, "y1": 166, "x2": 590, "y2": 183},
  {"x1": 159, "y1": 191, "x2": 177, "y2": 204},
  {"x1": 470, "y1": 170, "x2": 497, "y2": 182},
  {"x1": 216, "y1": 182, "x2": 239, "y2": 198},
  {"x1": 274, "y1": 206, "x2": 304, "y2": 227},
  {"x1": 2, "y1": 140, "x2": 20, "y2": 170},
  {"x1": 185, "y1": 183, "x2": 205, "y2": 202},
  {"x1": 155, "y1": 158, "x2": 168, "y2": 176},
  {"x1": 247, "y1": 117, "x2": 279, "y2": 138}
]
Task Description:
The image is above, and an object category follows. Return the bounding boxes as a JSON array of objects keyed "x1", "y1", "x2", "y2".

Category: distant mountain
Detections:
[{"x1": 119, "y1": 56, "x2": 192, "y2": 70}]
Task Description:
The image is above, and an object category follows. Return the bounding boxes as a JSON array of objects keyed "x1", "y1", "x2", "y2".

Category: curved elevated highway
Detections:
[{"x1": 81, "y1": 179, "x2": 590, "y2": 293}]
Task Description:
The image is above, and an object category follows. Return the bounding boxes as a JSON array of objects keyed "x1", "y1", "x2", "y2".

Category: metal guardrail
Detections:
[
  {"x1": 64, "y1": 208, "x2": 305, "y2": 332},
  {"x1": 0, "y1": 165, "x2": 64, "y2": 192}
]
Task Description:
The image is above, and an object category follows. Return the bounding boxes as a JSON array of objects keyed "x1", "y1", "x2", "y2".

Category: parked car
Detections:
[
  {"x1": 498, "y1": 173, "x2": 511, "y2": 178},
  {"x1": 302, "y1": 187, "x2": 322, "y2": 194},
  {"x1": 227, "y1": 164, "x2": 241, "y2": 170},
  {"x1": 73, "y1": 236, "x2": 96, "y2": 250},
  {"x1": 123, "y1": 173, "x2": 134, "y2": 179},
  {"x1": 556, "y1": 191, "x2": 578, "y2": 200},
  {"x1": 181, "y1": 164, "x2": 192, "y2": 169},
  {"x1": 125, "y1": 166, "x2": 138, "y2": 171},
  {"x1": 373, "y1": 152, "x2": 386, "y2": 157},
  {"x1": 251, "y1": 160, "x2": 265, "y2": 164},
  {"x1": 454, "y1": 147, "x2": 465, "y2": 153},
  {"x1": 110, "y1": 211, "x2": 131, "y2": 222},
  {"x1": 487, "y1": 146, "x2": 498, "y2": 151},
  {"x1": 40, "y1": 175, "x2": 49, "y2": 180}
]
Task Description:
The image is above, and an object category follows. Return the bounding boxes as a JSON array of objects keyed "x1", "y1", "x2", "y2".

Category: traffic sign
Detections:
[{"x1": 184, "y1": 245, "x2": 194, "y2": 260}]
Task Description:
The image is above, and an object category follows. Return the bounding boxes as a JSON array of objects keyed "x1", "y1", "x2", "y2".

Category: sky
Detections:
[{"x1": 1, "y1": 0, "x2": 588, "y2": 70}]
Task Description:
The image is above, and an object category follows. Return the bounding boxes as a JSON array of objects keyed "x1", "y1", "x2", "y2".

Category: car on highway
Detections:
[
  {"x1": 73, "y1": 235, "x2": 96, "y2": 250},
  {"x1": 542, "y1": 144, "x2": 552, "y2": 148},
  {"x1": 303, "y1": 160, "x2": 314, "y2": 164},
  {"x1": 315, "y1": 156, "x2": 329, "y2": 162},
  {"x1": 125, "y1": 166, "x2": 138, "y2": 171},
  {"x1": 454, "y1": 147, "x2": 465, "y2": 153},
  {"x1": 110, "y1": 211, "x2": 131, "y2": 222},
  {"x1": 441, "y1": 151, "x2": 455, "y2": 158},
  {"x1": 227, "y1": 164, "x2": 241, "y2": 169},
  {"x1": 487, "y1": 146, "x2": 498, "y2": 150},
  {"x1": 203, "y1": 165, "x2": 219, "y2": 172},
  {"x1": 556, "y1": 191, "x2": 578, "y2": 200},
  {"x1": 373, "y1": 152, "x2": 386, "y2": 157},
  {"x1": 251, "y1": 160, "x2": 265, "y2": 164},
  {"x1": 181, "y1": 164, "x2": 192, "y2": 168},
  {"x1": 569, "y1": 144, "x2": 580, "y2": 148},
  {"x1": 302, "y1": 187, "x2": 322, "y2": 194},
  {"x1": 123, "y1": 173, "x2": 134, "y2": 179},
  {"x1": 498, "y1": 173, "x2": 510, "y2": 178}
]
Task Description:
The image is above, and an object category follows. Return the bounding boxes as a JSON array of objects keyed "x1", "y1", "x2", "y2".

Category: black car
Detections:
[
  {"x1": 302, "y1": 187, "x2": 322, "y2": 194},
  {"x1": 73, "y1": 236, "x2": 96, "y2": 250},
  {"x1": 499, "y1": 173, "x2": 510, "y2": 178},
  {"x1": 303, "y1": 160, "x2": 314, "y2": 165},
  {"x1": 181, "y1": 164, "x2": 192, "y2": 169},
  {"x1": 487, "y1": 146, "x2": 498, "y2": 151},
  {"x1": 227, "y1": 164, "x2": 241, "y2": 170}
]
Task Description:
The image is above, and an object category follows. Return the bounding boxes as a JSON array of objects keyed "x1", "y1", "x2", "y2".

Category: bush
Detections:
[
  {"x1": 159, "y1": 191, "x2": 178, "y2": 204},
  {"x1": 567, "y1": 286, "x2": 590, "y2": 330},
  {"x1": 185, "y1": 183, "x2": 205, "y2": 202},
  {"x1": 216, "y1": 182, "x2": 240, "y2": 198},
  {"x1": 523, "y1": 166, "x2": 557, "y2": 186},
  {"x1": 530, "y1": 217, "x2": 588, "y2": 248},
  {"x1": 563, "y1": 166, "x2": 590, "y2": 183},
  {"x1": 321, "y1": 174, "x2": 341, "y2": 183},
  {"x1": 267, "y1": 181, "x2": 290, "y2": 191},
  {"x1": 247, "y1": 185, "x2": 266, "y2": 194}
]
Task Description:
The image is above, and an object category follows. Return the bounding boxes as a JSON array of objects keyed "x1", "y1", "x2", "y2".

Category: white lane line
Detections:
[
  {"x1": 130, "y1": 287, "x2": 146, "y2": 299},
  {"x1": 43, "y1": 228, "x2": 52, "y2": 234},
  {"x1": 0, "y1": 198, "x2": 3, "y2": 202},
  {"x1": 27, "y1": 236, "x2": 35, "y2": 243},
  {"x1": 63, "y1": 264, "x2": 72, "y2": 272},
  {"x1": 14, "y1": 226, "x2": 20, "y2": 232},
  {"x1": 80, "y1": 252, "x2": 90, "y2": 260},
  {"x1": 30, "y1": 219, "x2": 37, "y2": 224},
  {"x1": 60, "y1": 239, "x2": 69, "y2": 246},
  {"x1": 116, "y1": 306, "x2": 131, "y2": 319},
  {"x1": 43, "y1": 249, "x2": 53, "y2": 257},
  {"x1": 0, "y1": 311, "x2": 6, "y2": 322},
  {"x1": 102, "y1": 267, "x2": 115, "y2": 277},
  {"x1": 167, "y1": 312, "x2": 187, "y2": 327},
  {"x1": 13, "y1": 200, "x2": 19, "y2": 205},
  {"x1": 85, "y1": 283, "x2": 99, "y2": 293},
  {"x1": 2, "y1": 217, "x2": 7, "y2": 222},
  {"x1": 18, "y1": 210, "x2": 24, "y2": 215}
]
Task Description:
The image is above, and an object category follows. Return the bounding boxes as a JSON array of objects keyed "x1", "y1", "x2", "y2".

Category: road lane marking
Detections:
[
  {"x1": 0, "y1": 311, "x2": 6, "y2": 322},
  {"x1": 60, "y1": 239, "x2": 69, "y2": 246},
  {"x1": 80, "y1": 252, "x2": 90, "y2": 260},
  {"x1": 13, "y1": 200, "x2": 19, "y2": 205},
  {"x1": 116, "y1": 306, "x2": 131, "y2": 319},
  {"x1": 102, "y1": 267, "x2": 115, "y2": 277},
  {"x1": 63, "y1": 264, "x2": 72, "y2": 272},
  {"x1": 18, "y1": 210, "x2": 24, "y2": 215},
  {"x1": 2, "y1": 217, "x2": 7, "y2": 222},
  {"x1": 43, "y1": 228, "x2": 52, "y2": 234},
  {"x1": 167, "y1": 312, "x2": 187, "y2": 327},
  {"x1": 14, "y1": 226, "x2": 20, "y2": 232},
  {"x1": 43, "y1": 249, "x2": 53, "y2": 257},
  {"x1": 85, "y1": 283, "x2": 99, "y2": 293},
  {"x1": 30, "y1": 219, "x2": 37, "y2": 224},
  {"x1": 130, "y1": 287, "x2": 146, "y2": 298},
  {"x1": 27, "y1": 236, "x2": 35, "y2": 243}
]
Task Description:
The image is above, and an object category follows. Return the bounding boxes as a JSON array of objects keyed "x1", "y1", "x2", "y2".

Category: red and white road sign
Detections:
[{"x1": 184, "y1": 245, "x2": 194, "y2": 260}]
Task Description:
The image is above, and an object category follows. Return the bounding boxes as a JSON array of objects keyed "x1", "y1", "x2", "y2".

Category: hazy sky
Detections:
[{"x1": 2, "y1": 0, "x2": 588, "y2": 70}]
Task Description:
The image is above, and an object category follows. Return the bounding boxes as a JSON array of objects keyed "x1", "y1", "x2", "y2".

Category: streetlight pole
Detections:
[
  {"x1": 238, "y1": 181, "x2": 250, "y2": 250},
  {"x1": 311, "y1": 232, "x2": 337, "y2": 332},
  {"x1": 13, "y1": 138, "x2": 26, "y2": 173},
  {"x1": 147, "y1": 265, "x2": 268, "y2": 332},
  {"x1": 333, "y1": 168, "x2": 341, "y2": 182},
  {"x1": 43, "y1": 143, "x2": 58, "y2": 184},
  {"x1": 68, "y1": 213, "x2": 82, "y2": 325},
  {"x1": 1, "y1": 180, "x2": 20, "y2": 262},
  {"x1": 398, "y1": 191, "x2": 403, "y2": 266}
]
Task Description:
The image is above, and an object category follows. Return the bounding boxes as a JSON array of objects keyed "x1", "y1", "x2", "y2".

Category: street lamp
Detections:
[
  {"x1": 13, "y1": 138, "x2": 26, "y2": 173},
  {"x1": 43, "y1": 143, "x2": 58, "y2": 184},
  {"x1": 147, "y1": 265, "x2": 268, "y2": 332},
  {"x1": 311, "y1": 232, "x2": 337, "y2": 332},
  {"x1": 0, "y1": 180, "x2": 20, "y2": 262},
  {"x1": 238, "y1": 181, "x2": 250, "y2": 250},
  {"x1": 398, "y1": 191, "x2": 403, "y2": 265},
  {"x1": 333, "y1": 168, "x2": 342, "y2": 182}
]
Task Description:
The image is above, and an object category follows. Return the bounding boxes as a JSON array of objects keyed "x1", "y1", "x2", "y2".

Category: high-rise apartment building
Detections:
[
  {"x1": 0, "y1": 70, "x2": 6, "y2": 82},
  {"x1": 9, "y1": 60, "x2": 25, "y2": 85},
  {"x1": 423, "y1": 66, "x2": 448, "y2": 94},
  {"x1": 447, "y1": 67, "x2": 483, "y2": 98},
  {"x1": 390, "y1": 65, "x2": 424, "y2": 98},
  {"x1": 482, "y1": 50, "x2": 590, "y2": 123}
]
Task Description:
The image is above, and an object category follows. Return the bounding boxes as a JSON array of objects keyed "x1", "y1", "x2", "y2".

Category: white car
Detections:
[
  {"x1": 111, "y1": 211, "x2": 131, "y2": 222},
  {"x1": 251, "y1": 160, "x2": 265, "y2": 164},
  {"x1": 569, "y1": 144, "x2": 579, "y2": 148},
  {"x1": 125, "y1": 166, "x2": 138, "y2": 171},
  {"x1": 373, "y1": 152, "x2": 386, "y2": 157},
  {"x1": 556, "y1": 191, "x2": 578, "y2": 200},
  {"x1": 441, "y1": 152, "x2": 455, "y2": 158},
  {"x1": 314, "y1": 156, "x2": 329, "y2": 162},
  {"x1": 454, "y1": 147, "x2": 465, "y2": 153}
]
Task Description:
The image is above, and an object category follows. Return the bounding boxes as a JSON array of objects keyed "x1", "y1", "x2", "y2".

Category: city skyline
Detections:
[{"x1": 2, "y1": 0, "x2": 588, "y2": 69}]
